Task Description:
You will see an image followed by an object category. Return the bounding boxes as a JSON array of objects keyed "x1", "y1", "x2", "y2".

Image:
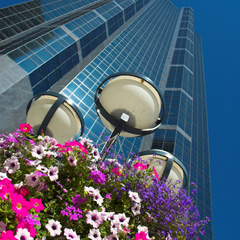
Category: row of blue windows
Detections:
[
  {"x1": 0, "y1": 0, "x2": 99, "y2": 40},
  {"x1": 178, "y1": 28, "x2": 194, "y2": 41},
  {"x1": 124, "y1": 4, "x2": 136, "y2": 22},
  {"x1": 172, "y1": 49, "x2": 193, "y2": 72},
  {"x1": 107, "y1": 12, "x2": 124, "y2": 36},
  {"x1": 30, "y1": 43, "x2": 79, "y2": 94}
]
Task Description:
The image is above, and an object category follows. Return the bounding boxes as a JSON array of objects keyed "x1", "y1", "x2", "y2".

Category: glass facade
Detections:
[{"x1": 0, "y1": 0, "x2": 213, "y2": 239}]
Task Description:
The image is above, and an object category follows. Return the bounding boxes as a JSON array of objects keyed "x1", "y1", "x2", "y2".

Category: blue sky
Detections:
[
  {"x1": 1, "y1": 0, "x2": 239, "y2": 239},
  {"x1": 172, "y1": 0, "x2": 240, "y2": 239}
]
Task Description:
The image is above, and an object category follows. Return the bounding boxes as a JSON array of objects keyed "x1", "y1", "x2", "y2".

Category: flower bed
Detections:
[{"x1": 0, "y1": 124, "x2": 209, "y2": 240}]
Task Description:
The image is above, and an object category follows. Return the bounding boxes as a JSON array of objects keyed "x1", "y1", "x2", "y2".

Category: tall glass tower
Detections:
[{"x1": 0, "y1": 0, "x2": 213, "y2": 239}]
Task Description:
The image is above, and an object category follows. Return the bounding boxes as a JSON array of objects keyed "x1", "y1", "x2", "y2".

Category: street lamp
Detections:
[
  {"x1": 94, "y1": 72, "x2": 165, "y2": 160},
  {"x1": 135, "y1": 149, "x2": 188, "y2": 188},
  {"x1": 26, "y1": 92, "x2": 84, "y2": 144}
]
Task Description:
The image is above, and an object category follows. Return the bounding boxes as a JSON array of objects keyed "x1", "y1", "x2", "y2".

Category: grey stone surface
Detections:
[
  {"x1": 0, "y1": 55, "x2": 28, "y2": 95},
  {"x1": 0, "y1": 76, "x2": 33, "y2": 134}
]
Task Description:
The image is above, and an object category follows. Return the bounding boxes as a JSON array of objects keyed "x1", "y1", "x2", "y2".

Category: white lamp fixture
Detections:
[
  {"x1": 26, "y1": 92, "x2": 84, "y2": 144},
  {"x1": 95, "y1": 72, "x2": 165, "y2": 138},
  {"x1": 94, "y1": 72, "x2": 165, "y2": 160},
  {"x1": 135, "y1": 149, "x2": 188, "y2": 189}
]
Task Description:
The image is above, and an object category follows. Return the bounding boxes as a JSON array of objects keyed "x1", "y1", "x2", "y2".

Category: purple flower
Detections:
[{"x1": 89, "y1": 170, "x2": 106, "y2": 185}]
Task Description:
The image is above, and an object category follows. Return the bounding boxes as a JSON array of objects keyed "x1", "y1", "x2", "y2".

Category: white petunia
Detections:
[
  {"x1": 67, "y1": 155, "x2": 77, "y2": 166},
  {"x1": 84, "y1": 186, "x2": 99, "y2": 196},
  {"x1": 64, "y1": 228, "x2": 80, "y2": 240},
  {"x1": 48, "y1": 166, "x2": 58, "y2": 181},
  {"x1": 104, "y1": 234, "x2": 119, "y2": 240},
  {"x1": 128, "y1": 190, "x2": 142, "y2": 203},
  {"x1": 0, "y1": 172, "x2": 8, "y2": 180},
  {"x1": 4, "y1": 156, "x2": 20, "y2": 174},
  {"x1": 114, "y1": 213, "x2": 130, "y2": 228},
  {"x1": 110, "y1": 220, "x2": 122, "y2": 235},
  {"x1": 93, "y1": 192, "x2": 104, "y2": 206},
  {"x1": 31, "y1": 145, "x2": 46, "y2": 159},
  {"x1": 25, "y1": 173, "x2": 40, "y2": 187},
  {"x1": 88, "y1": 228, "x2": 102, "y2": 240},
  {"x1": 15, "y1": 228, "x2": 33, "y2": 240},
  {"x1": 86, "y1": 210, "x2": 103, "y2": 228},
  {"x1": 46, "y1": 219, "x2": 62, "y2": 237},
  {"x1": 132, "y1": 203, "x2": 141, "y2": 216}
]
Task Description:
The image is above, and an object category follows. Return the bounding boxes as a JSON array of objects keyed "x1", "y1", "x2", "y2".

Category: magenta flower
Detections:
[
  {"x1": 133, "y1": 162, "x2": 148, "y2": 171},
  {"x1": 11, "y1": 194, "x2": 29, "y2": 217},
  {"x1": 152, "y1": 166, "x2": 159, "y2": 181},
  {"x1": 0, "y1": 230, "x2": 17, "y2": 240},
  {"x1": 64, "y1": 140, "x2": 88, "y2": 154},
  {"x1": 134, "y1": 231, "x2": 149, "y2": 240},
  {"x1": 29, "y1": 198, "x2": 44, "y2": 212},
  {"x1": 106, "y1": 193, "x2": 112, "y2": 199},
  {"x1": 0, "y1": 180, "x2": 15, "y2": 200},
  {"x1": 112, "y1": 167, "x2": 122, "y2": 176},
  {"x1": 18, "y1": 123, "x2": 32, "y2": 133}
]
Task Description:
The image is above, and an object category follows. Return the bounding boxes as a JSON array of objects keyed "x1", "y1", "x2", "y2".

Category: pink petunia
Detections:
[
  {"x1": 106, "y1": 193, "x2": 112, "y2": 199},
  {"x1": 0, "y1": 180, "x2": 15, "y2": 200},
  {"x1": 29, "y1": 198, "x2": 44, "y2": 212},
  {"x1": 11, "y1": 194, "x2": 30, "y2": 217},
  {"x1": 19, "y1": 123, "x2": 32, "y2": 133},
  {"x1": 134, "y1": 231, "x2": 149, "y2": 240},
  {"x1": 64, "y1": 140, "x2": 88, "y2": 154},
  {"x1": 112, "y1": 167, "x2": 122, "y2": 176},
  {"x1": 152, "y1": 166, "x2": 159, "y2": 181},
  {"x1": 133, "y1": 162, "x2": 148, "y2": 171},
  {"x1": 0, "y1": 230, "x2": 17, "y2": 240}
]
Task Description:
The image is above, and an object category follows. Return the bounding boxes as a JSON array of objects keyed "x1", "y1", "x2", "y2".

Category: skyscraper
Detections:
[{"x1": 0, "y1": 0, "x2": 213, "y2": 239}]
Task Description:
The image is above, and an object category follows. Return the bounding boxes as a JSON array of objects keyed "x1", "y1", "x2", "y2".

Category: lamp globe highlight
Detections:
[
  {"x1": 95, "y1": 72, "x2": 165, "y2": 138},
  {"x1": 26, "y1": 92, "x2": 84, "y2": 144}
]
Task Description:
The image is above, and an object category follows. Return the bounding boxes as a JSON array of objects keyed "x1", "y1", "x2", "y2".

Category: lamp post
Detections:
[
  {"x1": 94, "y1": 72, "x2": 165, "y2": 160},
  {"x1": 26, "y1": 92, "x2": 84, "y2": 144},
  {"x1": 135, "y1": 149, "x2": 188, "y2": 188}
]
